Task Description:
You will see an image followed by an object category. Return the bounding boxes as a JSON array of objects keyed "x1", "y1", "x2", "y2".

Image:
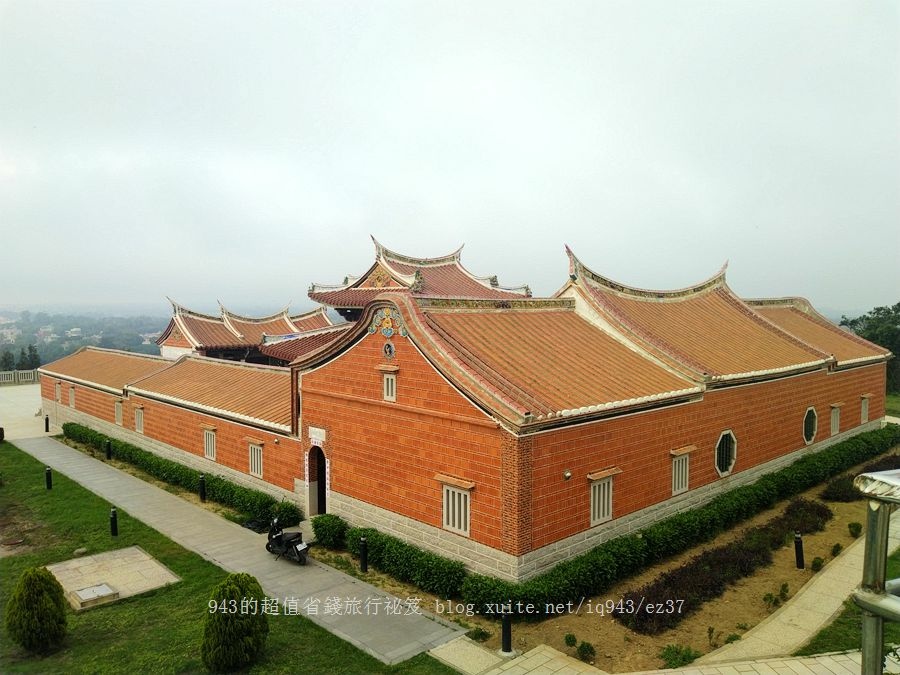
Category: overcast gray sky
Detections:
[{"x1": 1, "y1": 0, "x2": 897, "y2": 318}]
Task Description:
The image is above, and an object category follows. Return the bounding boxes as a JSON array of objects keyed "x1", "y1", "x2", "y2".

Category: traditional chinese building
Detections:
[
  {"x1": 39, "y1": 240, "x2": 892, "y2": 582},
  {"x1": 157, "y1": 299, "x2": 333, "y2": 363}
]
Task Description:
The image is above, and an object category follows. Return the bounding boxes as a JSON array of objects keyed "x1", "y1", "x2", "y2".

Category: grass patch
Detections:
[
  {"x1": 795, "y1": 549, "x2": 900, "y2": 656},
  {"x1": 0, "y1": 441, "x2": 455, "y2": 674},
  {"x1": 887, "y1": 393, "x2": 900, "y2": 418}
]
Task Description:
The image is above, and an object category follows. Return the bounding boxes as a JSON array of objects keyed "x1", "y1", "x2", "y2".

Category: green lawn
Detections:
[
  {"x1": 0, "y1": 441, "x2": 455, "y2": 674},
  {"x1": 886, "y1": 393, "x2": 900, "y2": 418},
  {"x1": 795, "y1": 548, "x2": 900, "y2": 657}
]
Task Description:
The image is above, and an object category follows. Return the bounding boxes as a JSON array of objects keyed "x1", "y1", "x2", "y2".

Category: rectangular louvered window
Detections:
[
  {"x1": 672, "y1": 454, "x2": 689, "y2": 495},
  {"x1": 204, "y1": 429, "x2": 216, "y2": 460},
  {"x1": 249, "y1": 443, "x2": 263, "y2": 478},
  {"x1": 115, "y1": 400, "x2": 123, "y2": 426},
  {"x1": 831, "y1": 407, "x2": 841, "y2": 436},
  {"x1": 383, "y1": 373, "x2": 396, "y2": 402},
  {"x1": 134, "y1": 408, "x2": 144, "y2": 434},
  {"x1": 55, "y1": 382, "x2": 61, "y2": 402},
  {"x1": 861, "y1": 397, "x2": 869, "y2": 425},
  {"x1": 443, "y1": 485, "x2": 470, "y2": 536},
  {"x1": 69, "y1": 386, "x2": 75, "y2": 408},
  {"x1": 590, "y1": 477, "x2": 613, "y2": 526}
]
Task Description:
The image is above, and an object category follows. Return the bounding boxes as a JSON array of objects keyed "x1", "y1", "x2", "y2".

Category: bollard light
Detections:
[
  {"x1": 199, "y1": 474, "x2": 206, "y2": 502},
  {"x1": 360, "y1": 536, "x2": 368, "y2": 573},
  {"x1": 45, "y1": 466, "x2": 52, "y2": 490},
  {"x1": 105, "y1": 439, "x2": 112, "y2": 460},
  {"x1": 44, "y1": 415, "x2": 49, "y2": 433},
  {"x1": 110, "y1": 507, "x2": 118, "y2": 537},
  {"x1": 501, "y1": 610, "x2": 513, "y2": 655},
  {"x1": 794, "y1": 531, "x2": 805, "y2": 569}
]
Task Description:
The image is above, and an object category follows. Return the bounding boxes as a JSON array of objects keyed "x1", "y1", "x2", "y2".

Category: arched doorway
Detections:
[{"x1": 307, "y1": 446, "x2": 327, "y2": 516}]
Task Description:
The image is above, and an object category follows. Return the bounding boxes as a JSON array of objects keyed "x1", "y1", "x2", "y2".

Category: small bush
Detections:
[
  {"x1": 763, "y1": 593, "x2": 780, "y2": 611},
  {"x1": 312, "y1": 514, "x2": 349, "y2": 549},
  {"x1": 821, "y1": 475, "x2": 862, "y2": 502},
  {"x1": 779, "y1": 583, "x2": 790, "y2": 601},
  {"x1": 577, "y1": 641, "x2": 596, "y2": 662},
  {"x1": 725, "y1": 633, "x2": 741, "y2": 644},
  {"x1": 849, "y1": 522, "x2": 863, "y2": 538},
  {"x1": 270, "y1": 500, "x2": 302, "y2": 527},
  {"x1": 201, "y1": 572, "x2": 269, "y2": 673},
  {"x1": 466, "y1": 627, "x2": 490, "y2": 642},
  {"x1": 659, "y1": 644, "x2": 701, "y2": 668},
  {"x1": 832, "y1": 542, "x2": 844, "y2": 557},
  {"x1": 4, "y1": 567, "x2": 68, "y2": 654},
  {"x1": 811, "y1": 557, "x2": 825, "y2": 572},
  {"x1": 564, "y1": 633, "x2": 577, "y2": 648}
]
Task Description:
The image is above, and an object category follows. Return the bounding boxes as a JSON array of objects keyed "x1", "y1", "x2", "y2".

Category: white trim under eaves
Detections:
[
  {"x1": 126, "y1": 386, "x2": 291, "y2": 434},
  {"x1": 710, "y1": 359, "x2": 829, "y2": 382},
  {"x1": 834, "y1": 354, "x2": 891, "y2": 368}
]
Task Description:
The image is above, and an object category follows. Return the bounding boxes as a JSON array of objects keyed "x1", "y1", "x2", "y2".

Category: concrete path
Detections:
[
  {"x1": 0, "y1": 383, "x2": 49, "y2": 439},
  {"x1": 9, "y1": 433, "x2": 463, "y2": 664}
]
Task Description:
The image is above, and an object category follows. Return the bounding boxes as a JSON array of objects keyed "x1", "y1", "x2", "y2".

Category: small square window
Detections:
[
  {"x1": 134, "y1": 408, "x2": 144, "y2": 434},
  {"x1": 204, "y1": 429, "x2": 216, "y2": 460},
  {"x1": 249, "y1": 443, "x2": 263, "y2": 478},
  {"x1": 443, "y1": 484, "x2": 470, "y2": 536},
  {"x1": 672, "y1": 454, "x2": 689, "y2": 495},
  {"x1": 383, "y1": 373, "x2": 396, "y2": 402},
  {"x1": 115, "y1": 400, "x2": 123, "y2": 426}
]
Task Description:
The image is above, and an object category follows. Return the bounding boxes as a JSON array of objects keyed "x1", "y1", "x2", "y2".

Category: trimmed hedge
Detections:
[
  {"x1": 461, "y1": 424, "x2": 900, "y2": 616},
  {"x1": 345, "y1": 527, "x2": 467, "y2": 599},
  {"x1": 62, "y1": 422, "x2": 302, "y2": 523},
  {"x1": 821, "y1": 452, "x2": 900, "y2": 502},
  {"x1": 614, "y1": 499, "x2": 833, "y2": 633}
]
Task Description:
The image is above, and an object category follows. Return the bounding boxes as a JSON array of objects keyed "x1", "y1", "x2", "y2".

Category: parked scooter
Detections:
[{"x1": 266, "y1": 517, "x2": 308, "y2": 564}]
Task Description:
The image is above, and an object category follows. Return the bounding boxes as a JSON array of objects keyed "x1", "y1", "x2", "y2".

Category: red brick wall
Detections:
[
  {"x1": 126, "y1": 394, "x2": 304, "y2": 491},
  {"x1": 301, "y1": 329, "x2": 508, "y2": 551},
  {"x1": 530, "y1": 363, "x2": 887, "y2": 549},
  {"x1": 41, "y1": 375, "x2": 120, "y2": 424}
]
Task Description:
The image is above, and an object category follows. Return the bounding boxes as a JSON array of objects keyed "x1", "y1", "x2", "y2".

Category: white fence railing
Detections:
[{"x1": 0, "y1": 369, "x2": 39, "y2": 385}]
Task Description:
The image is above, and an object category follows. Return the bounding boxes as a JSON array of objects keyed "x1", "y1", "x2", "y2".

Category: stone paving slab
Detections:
[
  {"x1": 12, "y1": 434, "x2": 463, "y2": 664},
  {"x1": 46, "y1": 545, "x2": 179, "y2": 610}
]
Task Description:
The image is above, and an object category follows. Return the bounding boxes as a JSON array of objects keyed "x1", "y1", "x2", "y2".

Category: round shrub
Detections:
[
  {"x1": 564, "y1": 633, "x2": 577, "y2": 648},
  {"x1": 849, "y1": 522, "x2": 863, "y2": 538},
  {"x1": 5, "y1": 566, "x2": 68, "y2": 654},
  {"x1": 270, "y1": 500, "x2": 302, "y2": 527},
  {"x1": 831, "y1": 542, "x2": 844, "y2": 557},
  {"x1": 577, "y1": 641, "x2": 596, "y2": 662},
  {"x1": 201, "y1": 573, "x2": 269, "y2": 673},
  {"x1": 312, "y1": 514, "x2": 349, "y2": 549},
  {"x1": 811, "y1": 557, "x2": 825, "y2": 572}
]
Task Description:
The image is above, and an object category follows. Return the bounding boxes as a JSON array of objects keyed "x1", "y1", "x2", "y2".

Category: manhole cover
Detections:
[{"x1": 69, "y1": 583, "x2": 119, "y2": 609}]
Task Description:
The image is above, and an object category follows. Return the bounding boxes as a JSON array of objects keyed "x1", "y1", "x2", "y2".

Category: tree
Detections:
[
  {"x1": 201, "y1": 572, "x2": 269, "y2": 672},
  {"x1": 0, "y1": 349, "x2": 13, "y2": 371},
  {"x1": 26, "y1": 344, "x2": 41, "y2": 369},
  {"x1": 841, "y1": 302, "x2": 900, "y2": 392},
  {"x1": 15, "y1": 347, "x2": 28, "y2": 370},
  {"x1": 4, "y1": 566, "x2": 68, "y2": 654}
]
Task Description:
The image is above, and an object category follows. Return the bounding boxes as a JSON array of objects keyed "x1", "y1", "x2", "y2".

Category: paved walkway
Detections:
[{"x1": 9, "y1": 433, "x2": 462, "y2": 664}]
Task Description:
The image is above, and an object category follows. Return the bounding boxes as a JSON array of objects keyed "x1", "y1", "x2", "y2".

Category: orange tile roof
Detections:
[
  {"x1": 39, "y1": 347, "x2": 172, "y2": 392},
  {"x1": 747, "y1": 298, "x2": 890, "y2": 365},
  {"x1": 289, "y1": 307, "x2": 333, "y2": 332},
  {"x1": 128, "y1": 356, "x2": 292, "y2": 430},
  {"x1": 261, "y1": 324, "x2": 352, "y2": 363},
  {"x1": 565, "y1": 250, "x2": 830, "y2": 381},
  {"x1": 423, "y1": 305, "x2": 698, "y2": 419},
  {"x1": 308, "y1": 236, "x2": 530, "y2": 308}
]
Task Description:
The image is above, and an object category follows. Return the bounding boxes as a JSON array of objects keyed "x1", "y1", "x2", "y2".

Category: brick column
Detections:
[{"x1": 500, "y1": 433, "x2": 533, "y2": 556}]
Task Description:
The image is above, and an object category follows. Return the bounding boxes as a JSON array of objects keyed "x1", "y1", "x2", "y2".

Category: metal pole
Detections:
[
  {"x1": 105, "y1": 439, "x2": 112, "y2": 460},
  {"x1": 794, "y1": 531, "x2": 805, "y2": 569},
  {"x1": 360, "y1": 536, "x2": 368, "y2": 573},
  {"x1": 110, "y1": 507, "x2": 118, "y2": 537},
  {"x1": 45, "y1": 467, "x2": 52, "y2": 490},
  {"x1": 44, "y1": 415, "x2": 49, "y2": 433},
  {"x1": 199, "y1": 474, "x2": 206, "y2": 502},
  {"x1": 861, "y1": 500, "x2": 891, "y2": 675}
]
